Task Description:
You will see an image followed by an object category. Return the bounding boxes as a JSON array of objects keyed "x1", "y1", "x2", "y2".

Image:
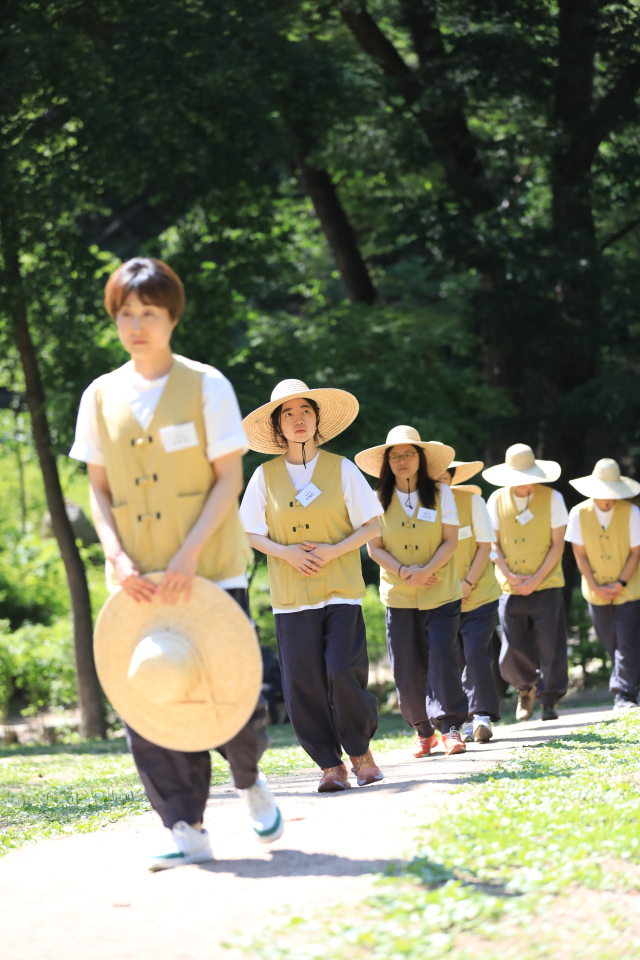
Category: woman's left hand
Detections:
[
  {"x1": 461, "y1": 579, "x2": 473, "y2": 602},
  {"x1": 156, "y1": 544, "x2": 201, "y2": 604},
  {"x1": 303, "y1": 541, "x2": 337, "y2": 567}
]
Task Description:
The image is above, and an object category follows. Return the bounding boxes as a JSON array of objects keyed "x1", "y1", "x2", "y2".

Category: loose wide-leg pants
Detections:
[
  {"x1": 457, "y1": 599, "x2": 501, "y2": 721},
  {"x1": 588, "y1": 599, "x2": 640, "y2": 701},
  {"x1": 126, "y1": 588, "x2": 268, "y2": 829},
  {"x1": 498, "y1": 588, "x2": 568, "y2": 706},
  {"x1": 274, "y1": 604, "x2": 379, "y2": 769},
  {"x1": 386, "y1": 599, "x2": 467, "y2": 735}
]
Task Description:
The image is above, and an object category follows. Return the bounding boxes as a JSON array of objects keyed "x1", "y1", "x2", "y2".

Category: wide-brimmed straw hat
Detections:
[
  {"x1": 243, "y1": 379, "x2": 359, "y2": 455},
  {"x1": 570, "y1": 459, "x2": 640, "y2": 500},
  {"x1": 94, "y1": 574, "x2": 262, "y2": 752},
  {"x1": 448, "y1": 459, "x2": 484, "y2": 486},
  {"x1": 355, "y1": 426, "x2": 454, "y2": 479},
  {"x1": 482, "y1": 443, "x2": 561, "y2": 487}
]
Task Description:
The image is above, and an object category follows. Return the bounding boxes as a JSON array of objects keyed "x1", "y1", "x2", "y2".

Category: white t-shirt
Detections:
[
  {"x1": 487, "y1": 487, "x2": 568, "y2": 535},
  {"x1": 395, "y1": 484, "x2": 459, "y2": 525},
  {"x1": 565, "y1": 502, "x2": 640, "y2": 547},
  {"x1": 69, "y1": 358, "x2": 248, "y2": 589},
  {"x1": 240, "y1": 453, "x2": 383, "y2": 614}
]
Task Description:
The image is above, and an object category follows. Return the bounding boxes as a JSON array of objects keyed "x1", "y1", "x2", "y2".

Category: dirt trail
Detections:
[{"x1": 0, "y1": 705, "x2": 612, "y2": 960}]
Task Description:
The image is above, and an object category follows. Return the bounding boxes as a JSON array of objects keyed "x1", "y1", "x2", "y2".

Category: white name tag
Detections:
[
  {"x1": 418, "y1": 507, "x2": 437, "y2": 523},
  {"x1": 516, "y1": 508, "x2": 534, "y2": 526},
  {"x1": 458, "y1": 525, "x2": 472, "y2": 540},
  {"x1": 295, "y1": 482, "x2": 322, "y2": 507},
  {"x1": 159, "y1": 422, "x2": 199, "y2": 454}
]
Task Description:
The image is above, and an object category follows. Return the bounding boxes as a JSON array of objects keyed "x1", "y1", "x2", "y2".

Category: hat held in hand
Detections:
[
  {"x1": 482, "y1": 443, "x2": 561, "y2": 487},
  {"x1": 570, "y1": 458, "x2": 640, "y2": 500},
  {"x1": 94, "y1": 574, "x2": 262, "y2": 752}
]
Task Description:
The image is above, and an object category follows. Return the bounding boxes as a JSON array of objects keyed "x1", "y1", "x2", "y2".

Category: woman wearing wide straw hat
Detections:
[
  {"x1": 437, "y1": 456, "x2": 502, "y2": 743},
  {"x1": 240, "y1": 379, "x2": 384, "y2": 792},
  {"x1": 484, "y1": 444, "x2": 569, "y2": 722},
  {"x1": 356, "y1": 427, "x2": 469, "y2": 758},
  {"x1": 70, "y1": 257, "x2": 282, "y2": 870},
  {"x1": 565, "y1": 459, "x2": 640, "y2": 712}
]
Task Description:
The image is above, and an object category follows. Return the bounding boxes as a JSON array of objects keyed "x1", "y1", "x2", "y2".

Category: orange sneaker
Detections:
[
  {"x1": 349, "y1": 748, "x2": 384, "y2": 786},
  {"x1": 318, "y1": 763, "x2": 351, "y2": 793},
  {"x1": 442, "y1": 728, "x2": 466, "y2": 756},
  {"x1": 411, "y1": 733, "x2": 439, "y2": 758}
]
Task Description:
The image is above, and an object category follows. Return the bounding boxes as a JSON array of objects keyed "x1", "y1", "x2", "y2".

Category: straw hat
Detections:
[
  {"x1": 94, "y1": 574, "x2": 262, "y2": 752},
  {"x1": 482, "y1": 443, "x2": 561, "y2": 487},
  {"x1": 448, "y1": 459, "x2": 484, "y2": 486},
  {"x1": 243, "y1": 379, "x2": 359, "y2": 455},
  {"x1": 355, "y1": 426, "x2": 454, "y2": 479},
  {"x1": 569, "y1": 459, "x2": 640, "y2": 500}
]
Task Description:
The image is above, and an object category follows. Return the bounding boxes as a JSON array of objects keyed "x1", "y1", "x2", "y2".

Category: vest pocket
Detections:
[{"x1": 175, "y1": 491, "x2": 206, "y2": 539}]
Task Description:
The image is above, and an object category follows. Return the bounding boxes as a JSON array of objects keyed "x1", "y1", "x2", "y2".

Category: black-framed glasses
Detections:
[{"x1": 389, "y1": 451, "x2": 417, "y2": 463}]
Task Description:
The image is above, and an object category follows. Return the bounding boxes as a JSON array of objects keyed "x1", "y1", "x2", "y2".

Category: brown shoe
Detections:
[
  {"x1": 349, "y1": 748, "x2": 384, "y2": 786},
  {"x1": 516, "y1": 686, "x2": 536, "y2": 721},
  {"x1": 411, "y1": 733, "x2": 439, "y2": 758},
  {"x1": 318, "y1": 763, "x2": 351, "y2": 793}
]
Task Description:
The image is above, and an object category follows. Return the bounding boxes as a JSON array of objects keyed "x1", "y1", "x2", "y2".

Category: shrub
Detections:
[{"x1": 0, "y1": 617, "x2": 77, "y2": 718}]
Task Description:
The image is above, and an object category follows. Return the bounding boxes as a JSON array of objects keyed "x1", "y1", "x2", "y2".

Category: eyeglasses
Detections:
[{"x1": 389, "y1": 452, "x2": 417, "y2": 463}]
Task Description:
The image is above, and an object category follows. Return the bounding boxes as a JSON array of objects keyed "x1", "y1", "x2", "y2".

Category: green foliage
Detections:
[
  {"x1": 0, "y1": 618, "x2": 77, "y2": 718},
  {"x1": 0, "y1": 532, "x2": 68, "y2": 629},
  {"x1": 245, "y1": 713, "x2": 640, "y2": 959},
  {"x1": 568, "y1": 587, "x2": 611, "y2": 688}
]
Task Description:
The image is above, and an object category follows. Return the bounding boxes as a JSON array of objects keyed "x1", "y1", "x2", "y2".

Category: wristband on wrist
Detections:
[
  {"x1": 398, "y1": 564, "x2": 404, "y2": 577},
  {"x1": 464, "y1": 578, "x2": 474, "y2": 587},
  {"x1": 618, "y1": 578, "x2": 628, "y2": 587}
]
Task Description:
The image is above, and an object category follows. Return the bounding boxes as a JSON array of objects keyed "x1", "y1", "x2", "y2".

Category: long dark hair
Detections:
[
  {"x1": 270, "y1": 397, "x2": 323, "y2": 449},
  {"x1": 376, "y1": 445, "x2": 437, "y2": 512}
]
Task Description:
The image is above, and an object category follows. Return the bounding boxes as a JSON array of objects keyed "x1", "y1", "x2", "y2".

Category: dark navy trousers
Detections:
[
  {"x1": 386, "y1": 599, "x2": 468, "y2": 735},
  {"x1": 275, "y1": 604, "x2": 379, "y2": 769},
  {"x1": 126, "y1": 588, "x2": 268, "y2": 829},
  {"x1": 589, "y1": 599, "x2": 640, "y2": 702},
  {"x1": 457, "y1": 599, "x2": 501, "y2": 722},
  {"x1": 498, "y1": 587, "x2": 568, "y2": 706}
]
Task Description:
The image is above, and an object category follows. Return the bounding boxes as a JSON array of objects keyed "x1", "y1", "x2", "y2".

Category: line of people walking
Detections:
[{"x1": 73, "y1": 256, "x2": 640, "y2": 870}]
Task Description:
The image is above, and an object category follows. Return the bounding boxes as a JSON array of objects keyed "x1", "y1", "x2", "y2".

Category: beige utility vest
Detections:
[
  {"x1": 379, "y1": 484, "x2": 462, "y2": 610},
  {"x1": 95, "y1": 355, "x2": 250, "y2": 587},
  {"x1": 578, "y1": 499, "x2": 640, "y2": 605},
  {"x1": 452, "y1": 488, "x2": 501, "y2": 612},
  {"x1": 263, "y1": 450, "x2": 366, "y2": 610},
  {"x1": 495, "y1": 485, "x2": 564, "y2": 593}
]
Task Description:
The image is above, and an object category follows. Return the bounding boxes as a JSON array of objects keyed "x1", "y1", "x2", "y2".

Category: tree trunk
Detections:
[
  {"x1": 293, "y1": 156, "x2": 376, "y2": 305},
  {"x1": 1, "y1": 229, "x2": 106, "y2": 739}
]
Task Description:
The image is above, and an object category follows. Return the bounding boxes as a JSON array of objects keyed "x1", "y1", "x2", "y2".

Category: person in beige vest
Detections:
[
  {"x1": 356, "y1": 427, "x2": 469, "y2": 758},
  {"x1": 70, "y1": 257, "x2": 282, "y2": 870},
  {"x1": 566, "y1": 459, "x2": 640, "y2": 711},
  {"x1": 484, "y1": 444, "x2": 569, "y2": 722},
  {"x1": 240, "y1": 380, "x2": 384, "y2": 793},
  {"x1": 437, "y1": 458, "x2": 502, "y2": 743}
]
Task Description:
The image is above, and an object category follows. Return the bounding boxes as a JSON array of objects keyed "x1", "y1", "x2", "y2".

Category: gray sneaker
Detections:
[
  {"x1": 461, "y1": 721, "x2": 474, "y2": 742},
  {"x1": 614, "y1": 694, "x2": 640, "y2": 712},
  {"x1": 472, "y1": 715, "x2": 493, "y2": 742}
]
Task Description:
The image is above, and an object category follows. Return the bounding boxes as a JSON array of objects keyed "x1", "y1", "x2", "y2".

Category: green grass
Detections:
[
  {"x1": 243, "y1": 712, "x2": 640, "y2": 959},
  {"x1": 0, "y1": 716, "x2": 413, "y2": 857}
]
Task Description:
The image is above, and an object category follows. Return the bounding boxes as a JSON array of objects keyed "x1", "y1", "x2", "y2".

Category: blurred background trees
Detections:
[{"x1": 4, "y1": 0, "x2": 640, "y2": 725}]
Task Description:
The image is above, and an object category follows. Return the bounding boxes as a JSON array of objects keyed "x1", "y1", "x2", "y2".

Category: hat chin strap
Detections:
[{"x1": 294, "y1": 439, "x2": 309, "y2": 468}]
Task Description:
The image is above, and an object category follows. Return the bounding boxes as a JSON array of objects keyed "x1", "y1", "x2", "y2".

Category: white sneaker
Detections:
[
  {"x1": 149, "y1": 821, "x2": 213, "y2": 872},
  {"x1": 240, "y1": 772, "x2": 284, "y2": 844},
  {"x1": 472, "y1": 715, "x2": 493, "y2": 742},
  {"x1": 461, "y1": 722, "x2": 474, "y2": 742}
]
